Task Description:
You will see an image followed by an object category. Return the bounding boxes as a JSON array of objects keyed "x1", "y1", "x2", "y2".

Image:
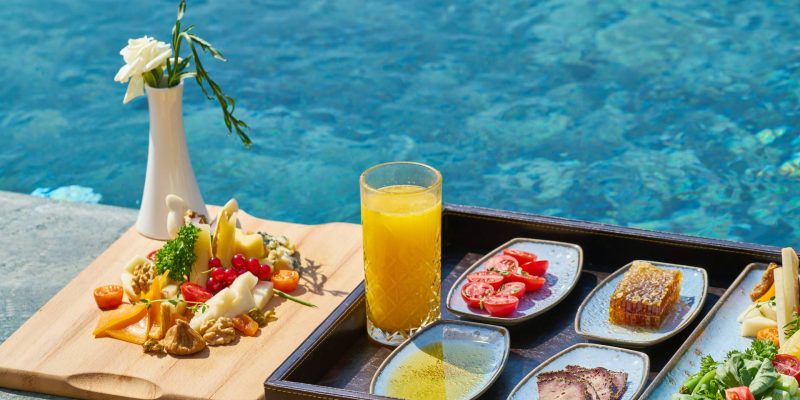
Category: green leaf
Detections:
[
  {"x1": 177, "y1": 0, "x2": 185, "y2": 20},
  {"x1": 749, "y1": 358, "x2": 779, "y2": 395}
]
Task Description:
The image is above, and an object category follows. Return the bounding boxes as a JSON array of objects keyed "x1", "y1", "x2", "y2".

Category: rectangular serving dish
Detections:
[{"x1": 264, "y1": 204, "x2": 782, "y2": 400}]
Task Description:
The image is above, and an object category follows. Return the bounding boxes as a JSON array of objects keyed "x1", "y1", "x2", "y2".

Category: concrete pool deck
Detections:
[{"x1": 0, "y1": 191, "x2": 137, "y2": 400}]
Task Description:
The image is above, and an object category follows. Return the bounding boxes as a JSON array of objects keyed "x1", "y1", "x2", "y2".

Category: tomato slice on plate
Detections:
[
  {"x1": 774, "y1": 354, "x2": 800, "y2": 382},
  {"x1": 486, "y1": 255, "x2": 518, "y2": 276},
  {"x1": 180, "y1": 282, "x2": 213, "y2": 303},
  {"x1": 483, "y1": 295, "x2": 519, "y2": 317},
  {"x1": 521, "y1": 259, "x2": 549, "y2": 277},
  {"x1": 503, "y1": 249, "x2": 537, "y2": 264},
  {"x1": 273, "y1": 270, "x2": 300, "y2": 292},
  {"x1": 93, "y1": 285, "x2": 124, "y2": 310},
  {"x1": 467, "y1": 271, "x2": 505, "y2": 289},
  {"x1": 461, "y1": 282, "x2": 495, "y2": 308},
  {"x1": 497, "y1": 282, "x2": 526, "y2": 299},
  {"x1": 508, "y1": 268, "x2": 546, "y2": 292},
  {"x1": 725, "y1": 387, "x2": 754, "y2": 400}
]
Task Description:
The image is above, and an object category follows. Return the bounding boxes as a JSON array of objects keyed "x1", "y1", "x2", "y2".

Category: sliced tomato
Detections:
[
  {"x1": 725, "y1": 387, "x2": 754, "y2": 400},
  {"x1": 461, "y1": 282, "x2": 495, "y2": 308},
  {"x1": 486, "y1": 255, "x2": 518, "y2": 276},
  {"x1": 497, "y1": 282, "x2": 526, "y2": 299},
  {"x1": 467, "y1": 271, "x2": 505, "y2": 289},
  {"x1": 93, "y1": 285, "x2": 124, "y2": 310},
  {"x1": 503, "y1": 249, "x2": 537, "y2": 264},
  {"x1": 146, "y1": 249, "x2": 159, "y2": 261},
  {"x1": 774, "y1": 354, "x2": 800, "y2": 383},
  {"x1": 521, "y1": 260, "x2": 549, "y2": 277},
  {"x1": 508, "y1": 268, "x2": 546, "y2": 292},
  {"x1": 483, "y1": 295, "x2": 519, "y2": 317},
  {"x1": 180, "y1": 282, "x2": 213, "y2": 303},
  {"x1": 273, "y1": 270, "x2": 300, "y2": 292}
]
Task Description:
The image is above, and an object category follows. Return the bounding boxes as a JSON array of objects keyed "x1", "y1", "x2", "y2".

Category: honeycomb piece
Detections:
[{"x1": 609, "y1": 261, "x2": 682, "y2": 329}]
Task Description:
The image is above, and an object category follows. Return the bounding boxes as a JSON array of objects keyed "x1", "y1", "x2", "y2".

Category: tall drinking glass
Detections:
[{"x1": 360, "y1": 162, "x2": 442, "y2": 346}]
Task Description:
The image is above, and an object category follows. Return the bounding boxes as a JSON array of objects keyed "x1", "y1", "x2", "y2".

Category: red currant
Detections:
[
  {"x1": 231, "y1": 254, "x2": 246, "y2": 269},
  {"x1": 246, "y1": 258, "x2": 260, "y2": 275},
  {"x1": 210, "y1": 267, "x2": 225, "y2": 281},
  {"x1": 257, "y1": 263, "x2": 272, "y2": 281},
  {"x1": 206, "y1": 277, "x2": 221, "y2": 293},
  {"x1": 223, "y1": 268, "x2": 238, "y2": 285},
  {"x1": 208, "y1": 257, "x2": 222, "y2": 269}
]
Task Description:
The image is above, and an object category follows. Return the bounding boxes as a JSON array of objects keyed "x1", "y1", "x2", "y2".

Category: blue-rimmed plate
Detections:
[
  {"x1": 575, "y1": 260, "x2": 708, "y2": 347},
  {"x1": 446, "y1": 238, "x2": 583, "y2": 326},
  {"x1": 370, "y1": 320, "x2": 510, "y2": 400},
  {"x1": 507, "y1": 343, "x2": 649, "y2": 400}
]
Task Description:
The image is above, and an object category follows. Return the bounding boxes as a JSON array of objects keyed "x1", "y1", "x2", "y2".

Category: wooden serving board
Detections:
[{"x1": 0, "y1": 208, "x2": 364, "y2": 400}]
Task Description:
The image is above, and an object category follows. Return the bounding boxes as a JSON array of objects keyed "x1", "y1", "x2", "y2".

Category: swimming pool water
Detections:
[{"x1": 1, "y1": 0, "x2": 799, "y2": 247}]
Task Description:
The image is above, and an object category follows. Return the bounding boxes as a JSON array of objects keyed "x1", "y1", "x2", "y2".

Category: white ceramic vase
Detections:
[{"x1": 136, "y1": 83, "x2": 208, "y2": 240}]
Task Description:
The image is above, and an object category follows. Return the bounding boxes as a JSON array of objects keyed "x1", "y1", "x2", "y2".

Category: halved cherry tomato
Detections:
[
  {"x1": 725, "y1": 387, "x2": 754, "y2": 400},
  {"x1": 273, "y1": 270, "x2": 300, "y2": 292},
  {"x1": 774, "y1": 354, "x2": 800, "y2": 383},
  {"x1": 94, "y1": 285, "x2": 124, "y2": 310},
  {"x1": 508, "y1": 268, "x2": 546, "y2": 292},
  {"x1": 757, "y1": 326, "x2": 780, "y2": 347},
  {"x1": 483, "y1": 295, "x2": 519, "y2": 317},
  {"x1": 461, "y1": 282, "x2": 495, "y2": 308},
  {"x1": 521, "y1": 260, "x2": 549, "y2": 277},
  {"x1": 497, "y1": 282, "x2": 526, "y2": 299},
  {"x1": 503, "y1": 249, "x2": 537, "y2": 265},
  {"x1": 180, "y1": 282, "x2": 213, "y2": 303},
  {"x1": 467, "y1": 271, "x2": 505, "y2": 289},
  {"x1": 232, "y1": 314, "x2": 259, "y2": 336},
  {"x1": 146, "y1": 249, "x2": 159, "y2": 261},
  {"x1": 486, "y1": 255, "x2": 518, "y2": 277}
]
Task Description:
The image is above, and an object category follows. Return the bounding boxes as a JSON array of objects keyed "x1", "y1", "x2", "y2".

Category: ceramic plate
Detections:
[
  {"x1": 446, "y1": 238, "x2": 583, "y2": 326},
  {"x1": 641, "y1": 263, "x2": 766, "y2": 398},
  {"x1": 575, "y1": 260, "x2": 708, "y2": 347},
  {"x1": 370, "y1": 320, "x2": 509, "y2": 400},
  {"x1": 507, "y1": 343, "x2": 649, "y2": 400}
]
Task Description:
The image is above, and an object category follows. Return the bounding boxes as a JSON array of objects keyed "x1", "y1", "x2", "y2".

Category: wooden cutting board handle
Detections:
[{"x1": 66, "y1": 373, "x2": 163, "y2": 399}]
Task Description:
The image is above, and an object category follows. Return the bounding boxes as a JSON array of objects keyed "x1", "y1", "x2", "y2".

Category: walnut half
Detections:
[
  {"x1": 198, "y1": 317, "x2": 237, "y2": 346},
  {"x1": 163, "y1": 320, "x2": 206, "y2": 355}
]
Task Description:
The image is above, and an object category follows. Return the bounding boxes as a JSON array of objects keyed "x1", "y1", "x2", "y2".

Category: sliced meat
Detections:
[
  {"x1": 564, "y1": 365, "x2": 617, "y2": 400},
  {"x1": 606, "y1": 370, "x2": 628, "y2": 400},
  {"x1": 750, "y1": 262, "x2": 777, "y2": 301},
  {"x1": 537, "y1": 373, "x2": 597, "y2": 400}
]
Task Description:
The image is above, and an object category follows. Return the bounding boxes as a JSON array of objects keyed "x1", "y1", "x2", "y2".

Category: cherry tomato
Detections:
[
  {"x1": 146, "y1": 250, "x2": 159, "y2": 262},
  {"x1": 273, "y1": 270, "x2": 300, "y2": 292},
  {"x1": 93, "y1": 285, "x2": 123, "y2": 310},
  {"x1": 256, "y1": 263, "x2": 272, "y2": 281},
  {"x1": 486, "y1": 255, "x2": 518, "y2": 276},
  {"x1": 461, "y1": 282, "x2": 495, "y2": 308},
  {"x1": 483, "y1": 295, "x2": 519, "y2": 317},
  {"x1": 521, "y1": 260, "x2": 549, "y2": 277},
  {"x1": 757, "y1": 326, "x2": 780, "y2": 347},
  {"x1": 232, "y1": 314, "x2": 259, "y2": 336},
  {"x1": 223, "y1": 268, "x2": 238, "y2": 285},
  {"x1": 725, "y1": 387, "x2": 754, "y2": 400},
  {"x1": 466, "y1": 271, "x2": 505, "y2": 289},
  {"x1": 208, "y1": 257, "x2": 222, "y2": 269},
  {"x1": 503, "y1": 249, "x2": 537, "y2": 264},
  {"x1": 246, "y1": 257, "x2": 261, "y2": 276},
  {"x1": 180, "y1": 282, "x2": 213, "y2": 303},
  {"x1": 231, "y1": 253, "x2": 247, "y2": 269},
  {"x1": 774, "y1": 354, "x2": 800, "y2": 383},
  {"x1": 497, "y1": 282, "x2": 526, "y2": 299},
  {"x1": 508, "y1": 268, "x2": 546, "y2": 291}
]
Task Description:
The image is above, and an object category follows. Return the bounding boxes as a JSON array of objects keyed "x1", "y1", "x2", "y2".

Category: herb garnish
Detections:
[
  {"x1": 139, "y1": 297, "x2": 209, "y2": 315},
  {"x1": 785, "y1": 311, "x2": 800, "y2": 339},
  {"x1": 154, "y1": 223, "x2": 199, "y2": 282}
]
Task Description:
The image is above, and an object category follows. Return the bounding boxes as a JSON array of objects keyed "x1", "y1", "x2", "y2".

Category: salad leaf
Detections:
[{"x1": 749, "y1": 358, "x2": 779, "y2": 396}]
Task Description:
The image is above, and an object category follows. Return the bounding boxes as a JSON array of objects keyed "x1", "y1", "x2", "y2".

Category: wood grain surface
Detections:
[{"x1": 0, "y1": 207, "x2": 363, "y2": 400}]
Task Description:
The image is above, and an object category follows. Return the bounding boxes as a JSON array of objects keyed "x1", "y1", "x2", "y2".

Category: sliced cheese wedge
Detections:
[
  {"x1": 189, "y1": 224, "x2": 212, "y2": 286},
  {"x1": 741, "y1": 315, "x2": 778, "y2": 337},
  {"x1": 254, "y1": 281, "x2": 274, "y2": 310},
  {"x1": 189, "y1": 272, "x2": 259, "y2": 331},
  {"x1": 776, "y1": 268, "x2": 791, "y2": 343}
]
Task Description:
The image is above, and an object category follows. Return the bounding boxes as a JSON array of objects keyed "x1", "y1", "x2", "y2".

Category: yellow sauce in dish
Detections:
[{"x1": 382, "y1": 340, "x2": 501, "y2": 400}]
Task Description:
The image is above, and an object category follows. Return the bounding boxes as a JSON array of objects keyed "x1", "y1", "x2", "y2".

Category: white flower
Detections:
[{"x1": 114, "y1": 36, "x2": 173, "y2": 104}]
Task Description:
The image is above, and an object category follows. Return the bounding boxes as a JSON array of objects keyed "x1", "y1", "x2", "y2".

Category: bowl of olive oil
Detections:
[{"x1": 370, "y1": 320, "x2": 510, "y2": 400}]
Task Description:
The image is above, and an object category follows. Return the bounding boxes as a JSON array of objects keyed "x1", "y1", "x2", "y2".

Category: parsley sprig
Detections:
[{"x1": 154, "y1": 223, "x2": 199, "y2": 282}]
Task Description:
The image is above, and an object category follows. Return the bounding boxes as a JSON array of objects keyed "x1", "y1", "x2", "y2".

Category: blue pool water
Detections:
[{"x1": 1, "y1": 0, "x2": 799, "y2": 247}]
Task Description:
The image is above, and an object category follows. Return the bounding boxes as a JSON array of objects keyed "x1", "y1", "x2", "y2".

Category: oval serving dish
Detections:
[
  {"x1": 574, "y1": 260, "x2": 708, "y2": 347},
  {"x1": 370, "y1": 319, "x2": 509, "y2": 400},
  {"x1": 507, "y1": 343, "x2": 649, "y2": 400},
  {"x1": 446, "y1": 238, "x2": 583, "y2": 326}
]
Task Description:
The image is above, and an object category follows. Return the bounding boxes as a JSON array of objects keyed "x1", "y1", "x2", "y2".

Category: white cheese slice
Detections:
[
  {"x1": 738, "y1": 303, "x2": 759, "y2": 322},
  {"x1": 254, "y1": 281, "x2": 274, "y2": 310},
  {"x1": 189, "y1": 272, "x2": 259, "y2": 331},
  {"x1": 776, "y1": 268, "x2": 791, "y2": 343},
  {"x1": 741, "y1": 315, "x2": 778, "y2": 337}
]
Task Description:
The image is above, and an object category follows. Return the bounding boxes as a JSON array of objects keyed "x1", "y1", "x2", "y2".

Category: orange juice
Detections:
[{"x1": 362, "y1": 184, "x2": 442, "y2": 340}]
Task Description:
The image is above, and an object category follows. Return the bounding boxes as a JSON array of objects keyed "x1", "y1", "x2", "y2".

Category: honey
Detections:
[{"x1": 609, "y1": 261, "x2": 682, "y2": 329}]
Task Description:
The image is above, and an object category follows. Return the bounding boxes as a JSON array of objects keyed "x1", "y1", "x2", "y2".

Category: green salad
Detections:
[{"x1": 675, "y1": 340, "x2": 800, "y2": 400}]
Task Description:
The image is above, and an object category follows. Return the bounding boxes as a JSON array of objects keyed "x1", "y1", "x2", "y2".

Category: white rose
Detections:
[{"x1": 114, "y1": 36, "x2": 173, "y2": 104}]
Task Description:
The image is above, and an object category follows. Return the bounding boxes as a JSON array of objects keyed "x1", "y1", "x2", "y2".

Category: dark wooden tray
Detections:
[{"x1": 264, "y1": 204, "x2": 782, "y2": 400}]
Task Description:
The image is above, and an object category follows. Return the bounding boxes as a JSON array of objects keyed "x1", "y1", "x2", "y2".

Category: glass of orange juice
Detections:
[{"x1": 360, "y1": 161, "x2": 442, "y2": 346}]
